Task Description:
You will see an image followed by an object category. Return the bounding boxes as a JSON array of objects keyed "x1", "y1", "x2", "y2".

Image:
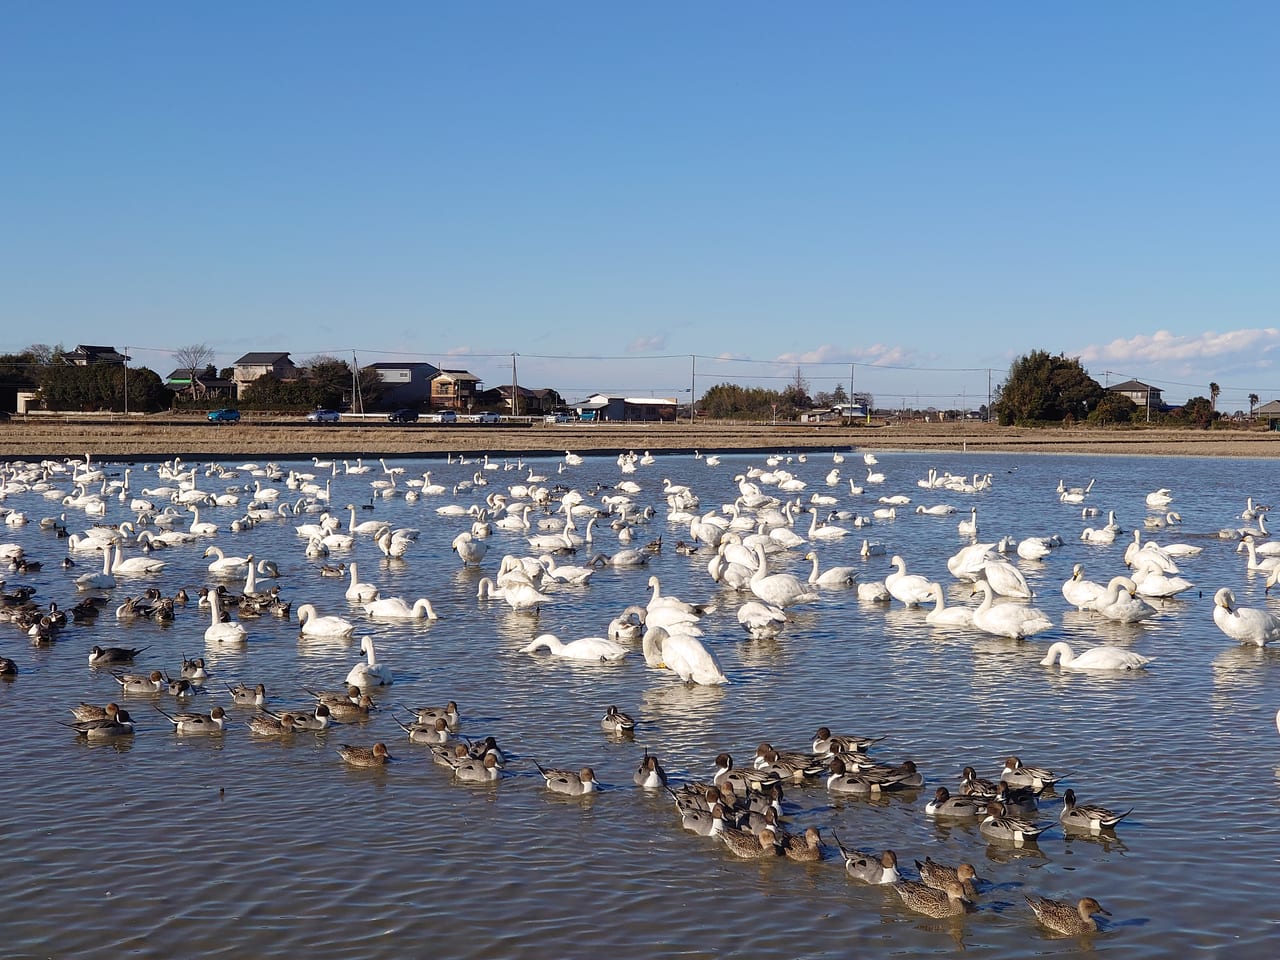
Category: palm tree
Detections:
[
  {"x1": 1249, "y1": 393, "x2": 1259, "y2": 420},
  {"x1": 1209, "y1": 382, "x2": 1220, "y2": 413}
]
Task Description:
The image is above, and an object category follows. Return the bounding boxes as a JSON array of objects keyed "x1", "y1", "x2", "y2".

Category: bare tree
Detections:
[{"x1": 173, "y1": 343, "x2": 216, "y2": 399}]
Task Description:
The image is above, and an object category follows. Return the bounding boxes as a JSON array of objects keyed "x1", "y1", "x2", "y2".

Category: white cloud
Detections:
[
  {"x1": 627, "y1": 335, "x2": 667, "y2": 353},
  {"x1": 773, "y1": 343, "x2": 919, "y2": 366},
  {"x1": 1077, "y1": 328, "x2": 1280, "y2": 366}
]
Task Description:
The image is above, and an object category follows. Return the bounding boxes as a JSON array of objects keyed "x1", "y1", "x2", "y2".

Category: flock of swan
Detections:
[{"x1": 4, "y1": 445, "x2": 1280, "y2": 945}]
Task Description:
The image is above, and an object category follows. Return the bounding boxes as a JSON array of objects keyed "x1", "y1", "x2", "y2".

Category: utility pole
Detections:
[
  {"x1": 352, "y1": 351, "x2": 364, "y2": 414},
  {"x1": 986, "y1": 369, "x2": 991, "y2": 422},
  {"x1": 511, "y1": 353, "x2": 519, "y2": 417},
  {"x1": 689, "y1": 355, "x2": 696, "y2": 424},
  {"x1": 122, "y1": 346, "x2": 129, "y2": 417}
]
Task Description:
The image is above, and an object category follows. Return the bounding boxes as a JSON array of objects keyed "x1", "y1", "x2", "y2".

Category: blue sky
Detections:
[{"x1": 3, "y1": 2, "x2": 1276, "y2": 411}]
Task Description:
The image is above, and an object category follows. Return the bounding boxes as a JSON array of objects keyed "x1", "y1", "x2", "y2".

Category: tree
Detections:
[
  {"x1": 830, "y1": 383, "x2": 849, "y2": 405},
  {"x1": 173, "y1": 343, "x2": 216, "y2": 400},
  {"x1": 1209, "y1": 382, "x2": 1220, "y2": 413},
  {"x1": 1249, "y1": 393, "x2": 1259, "y2": 419},
  {"x1": 993, "y1": 351, "x2": 1103, "y2": 425},
  {"x1": 1087, "y1": 392, "x2": 1138, "y2": 426},
  {"x1": 1177, "y1": 396, "x2": 1218, "y2": 429}
]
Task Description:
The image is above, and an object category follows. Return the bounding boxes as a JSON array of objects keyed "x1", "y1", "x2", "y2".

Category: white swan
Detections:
[
  {"x1": 109, "y1": 546, "x2": 166, "y2": 576},
  {"x1": 539, "y1": 554, "x2": 595, "y2": 584},
  {"x1": 749, "y1": 544, "x2": 819, "y2": 607},
  {"x1": 520, "y1": 634, "x2": 628, "y2": 662},
  {"x1": 957, "y1": 507, "x2": 978, "y2": 537},
  {"x1": 476, "y1": 576, "x2": 552, "y2": 611},
  {"x1": 981, "y1": 559, "x2": 1033, "y2": 599},
  {"x1": 1062, "y1": 564, "x2": 1106, "y2": 610},
  {"x1": 1212, "y1": 587, "x2": 1280, "y2": 646},
  {"x1": 363, "y1": 596, "x2": 438, "y2": 620},
  {"x1": 641, "y1": 625, "x2": 728, "y2": 685},
  {"x1": 804, "y1": 551, "x2": 858, "y2": 588},
  {"x1": 346, "y1": 636, "x2": 393, "y2": 686},
  {"x1": 1238, "y1": 535, "x2": 1280, "y2": 572},
  {"x1": 807, "y1": 508, "x2": 849, "y2": 540},
  {"x1": 1093, "y1": 576, "x2": 1158, "y2": 623},
  {"x1": 1040, "y1": 641, "x2": 1151, "y2": 671},
  {"x1": 1145, "y1": 488, "x2": 1174, "y2": 507},
  {"x1": 451, "y1": 531, "x2": 489, "y2": 566},
  {"x1": 344, "y1": 561, "x2": 380, "y2": 602},
  {"x1": 1130, "y1": 558, "x2": 1194, "y2": 599},
  {"x1": 737, "y1": 600, "x2": 788, "y2": 639},
  {"x1": 925, "y1": 583, "x2": 974, "y2": 627},
  {"x1": 204, "y1": 545, "x2": 250, "y2": 577},
  {"x1": 884, "y1": 555, "x2": 938, "y2": 608},
  {"x1": 205, "y1": 589, "x2": 247, "y2": 643},
  {"x1": 75, "y1": 543, "x2": 118, "y2": 590},
  {"x1": 297, "y1": 603, "x2": 356, "y2": 638},
  {"x1": 970, "y1": 581, "x2": 1052, "y2": 639}
]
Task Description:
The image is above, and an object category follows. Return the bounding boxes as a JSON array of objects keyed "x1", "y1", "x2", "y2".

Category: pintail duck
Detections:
[
  {"x1": 462, "y1": 735, "x2": 505, "y2": 764},
  {"x1": 403, "y1": 700, "x2": 460, "y2": 731},
  {"x1": 753, "y1": 743, "x2": 826, "y2": 780},
  {"x1": 338, "y1": 742, "x2": 392, "y2": 767},
  {"x1": 672, "y1": 796, "x2": 721, "y2": 836},
  {"x1": 277, "y1": 704, "x2": 334, "y2": 732},
  {"x1": 781, "y1": 826, "x2": 825, "y2": 862},
  {"x1": 993, "y1": 780, "x2": 1040, "y2": 816},
  {"x1": 811, "y1": 726, "x2": 886, "y2": 755},
  {"x1": 833, "y1": 835, "x2": 899, "y2": 884},
  {"x1": 1001, "y1": 755, "x2": 1065, "y2": 791},
  {"x1": 925, "y1": 786, "x2": 986, "y2": 819},
  {"x1": 959, "y1": 765, "x2": 1000, "y2": 799},
  {"x1": 1025, "y1": 894, "x2": 1109, "y2": 935},
  {"x1": 180, "y1": 655, "x2": 208, "y2": 680},
  {"x1": 713, "y1": 753, "x2": 782, "y2": 791},
  {"x1": 431, "y1": 742, "x2": 472, "y2": 768},
  {"x1": 70, "y1": 701, "x2": 120, "y2": 722},
  {"x1": 247, "y1": 712, "x2": 296, "y2": 737},
  {"x1": 893, "y1": 879, "x2": 971, "y2": 918},
  {"x1": 980, "y1": 800, "x2": 1051, "y2": 845},
  {"x1": 112, "y1": 669, "x2": 165, "y2": 694},
  {"x1": 915, "y1": 858, "x2": 980, "y2": 899},
  {"x1": 0, "y1": 653, "x2": 16, "y2": 676},
  {"x1": 66, "y1": 710, "x2": 136, "y2": 738},
  {"x1": 226, "y1": 682, "x2": 267, "y2": 707},
  {"x1": 882, "y1": 759, "x2": 924, "y2": 788},
  {"x1": 825, "y1": 757, "x2": 904, "y2": 795},
  {"x1": 718, "y1": 823, "x2": 781, "y2": 859},
  {"x1": 165, "y1": 677, "x2": 198, "y2": 698},
  {"x1": 154, "y1": 704, "x2": 227, "y2": 734},
  {"x1": 394, "y1": 714, "x2": 449, "y2": 744},
  {"x1": 89, "y1": 644, "x2": 148, "y2": 666},
  {"x1": 308, "y1": 685, "x2": 364, "y2": 707},
  {"x1": 326, "y1": 694, "x2": 376, "y2": 722},
  {"x1": 451, "y1": 752, "x2": 502, "y2": 783},
  {"x1": 535, "y1": 761, "x2": 598, "y2": 795},
  {"x1": 633, "y1": 752, "x2": 667, "y2": 789},
  {"x1": 601, "y1": 704, "x2": 636, "y2": 734},
  {"x1": 1059, "y1": 788, "x2": 1131, "y2": 832}
]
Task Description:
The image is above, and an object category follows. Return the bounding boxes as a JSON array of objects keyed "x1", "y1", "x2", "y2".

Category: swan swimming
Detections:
[
  {"x1": 1212, "y1": 588, "x2": 1280, "y2": 646},
  {"x1": 1040, "y1": 641, "x2": 1151, "y2": 671},
  {"x1": 970, "y1": 581, "x2": 1053, "y2": 639},
  {"x1": 346, "y1": 636, "x2": 393, "y2": 687},
  {"x1": 641, "y1": 625, "x2": 728, "y2": 685},
  {"x1": 520, "y1": 634, "x2": 628, "y2": 662}
]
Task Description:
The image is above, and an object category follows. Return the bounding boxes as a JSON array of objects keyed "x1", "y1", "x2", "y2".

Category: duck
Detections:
[
  {"x1": 226, "y1": 681, "x2": 267, "y2": 706},
  {"x1": 392, "y1": 714, "x2": 449, "y2": 743},
  {"x1": 970, "y1": 581, "x2": 1053, "y2": 639},
  {"x1": 633, "y1": 752, "x2": 667, "y2": 789},
  {"x1": 833, "y1": 836, "x2": 899, "y2": 884},
  {"x1": 450, "y1": 752, "x2": 502, "y2": 783},
  {"x1": 247, "y1": 712, "x2": 297, "y2": 737},
  {"x1": 718, "y1": 823, "x2": 781, "y2": 859},
  {"x1": 1040, "y1": 641, "x2": 1151, "y2": 671},
  {"x1": 87, "y1": 644, "x2": 148, "y2": 666},
  {"x1": 296, "y1": 603, "x2": 356, "y2": 639},
  {"x1": 346, "y1": 636, "x2": 393, "y2": 687},
  {"x1": 600, "y1": 704, "x2": 636, "y2": 734},
  {"x1": 781, "y1": 826, "x2": 825, "y2": 862},
  {"x1": 892, "y1": 879, "x2": 971, "y2": 918},
  {"x1": 1025, "y1": 895, "x2": 1110, "y2": 936},
  {"x1": 153, "y1": 704, "x2": 227, "y2": 734},
  {"x1": 65, "y1": 710, "x2": 136, "y2": 738},
  {"x1": 980, "y1": 800, "x2": 1051, "y2": 844},
  {"x1": 925, "y1": 786, "x2": 986, "y2": 819},
  {"x1": 338, "y1": 742, "x2": 392, "y2": 767},
  {"x1": 520, "y1": 633, "x2": 628, "y2": 662},
  {"x1": 403, "y1": 700, "x2": 460, "y2": 731},
  {"x1": 811, "y1": 726, "x2": 885, "y2": 755},
  {"x1": 535, "y1": 761, "x2": 598, "y2": 795},
  {"x1": 915, "y1": 858, "x2": 980, "y2": 900},
  {"x1": 111, "y1": 669, "x2": 166, "y2": 694},
  {"x1": 1000, "y1": 756, "x2": 1064, "y2": 791},
  {"x1": 1212, "y1": 587, "x2": 1280, "y2": 646},
  {"x1": 1059, "y1": 788, "x2": 1132, "y2": 832}
]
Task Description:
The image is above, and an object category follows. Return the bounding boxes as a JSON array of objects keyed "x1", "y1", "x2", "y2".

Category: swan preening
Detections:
[
  {"x1": 1212, "y1": 588, "x2": 1280, "y2": 646},
  {"x1": 520, "y1": 634, "x2": 628, "y2": 662},
  {"x1": 641, "y1": 625, "x2": 728, "y2": 685}
]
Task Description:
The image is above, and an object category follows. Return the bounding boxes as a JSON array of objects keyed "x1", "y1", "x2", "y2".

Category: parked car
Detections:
[
  {"x1": 431, "y1": 410, "x2": 458, "y2": 424},
  {"x1": 544, "y1": 412, "x2": 572, "y2": 424},
  {"x1": 472, "y1": 411, "x2": 501, "y2": 424},
  {"x1": 207, "y1": 408, "x2": 241, "y2": 423},
  {"x1": 306, "y1": 409, "x2": 341, "y2": 424},
  {"x1": 387, "y1": 408, "x2": 419, "y2": 424}
]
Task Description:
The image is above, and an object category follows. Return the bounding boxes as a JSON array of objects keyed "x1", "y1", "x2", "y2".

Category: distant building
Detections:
[
  {"x1": 232, "y1": 352, "x2": 298, "y2": 392},
  {"x1": 574, "y1": 393, "x2": 678, "y2": 422},
  {"x1": 165, "y1": 368, "x2": 235, "y2": 401},
  {"x1": 366, "y1": 361, "x2": 439, "y2": 409},
  {"x1": 1256, "y1": 399, "x2": 1280, "y2": 430},
  {"x1": 431, "y1": 369, "x2": 483, "y2": 411},
  {"x1": 476, "y1": 384, "x2": 551, "y2": 416},
  {"x1": 1106, "y1": 379, "x2": 1163, "y2": 411},
  {"x1": 64, "y1": 345, "x2": 130, "y2": 366}
]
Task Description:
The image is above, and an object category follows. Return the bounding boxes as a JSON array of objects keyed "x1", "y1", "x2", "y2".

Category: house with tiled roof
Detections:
[
  {"x1": 64, "y1": 345, "x2": 130, "y2": 366},
  {"x1": 165, "y1": 367, "x2": 236, "y2": 401},
  {"x1": 1106, "y1": 379, "x2": 1163, "y2": 411},
  {"x1": 431, "y1": 369, "x2": 483, "y2": 412},
  {"x1": 232, "y1": 352, "x2": 298, "y2": 391}
]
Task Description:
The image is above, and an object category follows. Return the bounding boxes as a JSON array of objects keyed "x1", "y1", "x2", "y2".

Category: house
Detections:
[
  {"x1": 165, "y1": 367, "x2": 236, "y2": 401},
  {"x1": 1106, "y1": 379, "x2": 1163, "y2": 411},
  {"x1": 476, "y1": 384, "x2": 548, "y2": 416},
  {"x1": 1256, "y1": 399, "x2": 1280, "y2": 431},
  {"x1": 64, "y1": 345, "x2": 130, "y2": 366},
  {"x1": 431, "y1": 369, "x2": 483, "y2": 412},
  {"x1": 574, "y1": 393, "x2": 679, "y2": 422},
  {"x1": 366, "y1": 361, "x2": 439, "y2": 409},
  {"x1": 232, "y1": 352, "x2": 298, "y2": 391}
]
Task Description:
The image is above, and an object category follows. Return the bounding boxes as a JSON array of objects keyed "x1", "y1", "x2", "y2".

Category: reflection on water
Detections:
[{"x1": 3, "y1": 449, "x2": 1280, "y2": 957}]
